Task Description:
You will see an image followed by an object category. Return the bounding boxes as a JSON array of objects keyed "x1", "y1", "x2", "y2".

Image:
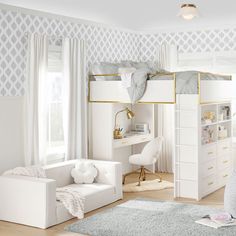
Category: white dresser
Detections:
[{"x1": 175, "y1": 94, "x2": 233, "y2": 200}]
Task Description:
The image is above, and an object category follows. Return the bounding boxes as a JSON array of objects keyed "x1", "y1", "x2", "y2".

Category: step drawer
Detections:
[
  {"x1": 218, "y1": 168, "x2": 231, "y2": 187},
  {"x1": 201, "y1": 144, "x2": 217, "y2": 162},
  {"x1": 217, "y1": 154, "x2": 231, "y2": 170},
  {"x1": 202, "y1": 175, "x2": 217, "y2": 195},
  {"x1": 202, "y1": 160, "x2": 217, "y2": 178},
  {"x1": 218, "y1": 140, "x2": 231, "y2": 156}
]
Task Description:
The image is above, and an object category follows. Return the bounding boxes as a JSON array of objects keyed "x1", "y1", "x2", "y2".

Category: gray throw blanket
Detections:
[{"x1": 127, "y1": 68, "x2": 149, "y2": 103}]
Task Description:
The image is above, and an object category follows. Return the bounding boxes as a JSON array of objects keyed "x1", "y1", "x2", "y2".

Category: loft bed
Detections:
[
  {"x1": 88, "y1": 71, "x2": 232, "y2": 104},
  {"x1": 89, "y1": 67, "x2": 233, "y2": 200}
]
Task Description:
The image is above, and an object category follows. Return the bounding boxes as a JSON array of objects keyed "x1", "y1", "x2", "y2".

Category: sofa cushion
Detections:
[{"x1": 56, "y1": 183, "x2": 116, "y2": 223}]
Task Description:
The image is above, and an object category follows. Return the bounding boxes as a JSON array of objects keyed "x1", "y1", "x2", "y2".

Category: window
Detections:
[{"x1": 46, "y1": 46, "x2": 65, "y2": 163}]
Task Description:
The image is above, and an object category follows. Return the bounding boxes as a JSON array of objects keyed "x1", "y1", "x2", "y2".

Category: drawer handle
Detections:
[
  {"x1": 223, "y1": 174, "x2": 228, "y2": 178},
  {"x1": 208, "y1": 182, "x2": 214, "y2": 186},
  {"x1": 208, "y1": 152, "x2": 213, "y2": 155},
  {"x1": 122, "y1": 141, "x2": 128, "y2": 144},
  {"x1": 223, "y1": 147, "x2": 228, "y2": 150},
  {"x1": 208, "y1": 166, "x2": 213, "y2": 170},
  {"x1": 223, "y1": 160, "x2": 229, "y2": 164}
]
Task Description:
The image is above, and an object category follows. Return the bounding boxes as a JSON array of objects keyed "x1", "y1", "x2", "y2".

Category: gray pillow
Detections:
[
  {"x1": 224, "y1": 170, "x2": 236, "y2": 217},
  {"x1": 91, "y1": 62, "x2": 119, "y2": 81}
]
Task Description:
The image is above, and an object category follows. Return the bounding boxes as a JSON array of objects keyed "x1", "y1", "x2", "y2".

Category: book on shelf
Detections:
[{"x1": 195, "y1": 212, "x2": 236, "y2": 229}]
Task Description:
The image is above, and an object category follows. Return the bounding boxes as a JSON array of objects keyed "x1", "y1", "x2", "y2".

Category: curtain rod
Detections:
[{"x1": 24, "y1": 32, "x2": 63, "y2": 40}]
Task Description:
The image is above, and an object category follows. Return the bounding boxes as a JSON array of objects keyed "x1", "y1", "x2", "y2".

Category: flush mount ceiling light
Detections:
[{"x1": 178, "y1": 4, "x2": 199, "y2": 20}]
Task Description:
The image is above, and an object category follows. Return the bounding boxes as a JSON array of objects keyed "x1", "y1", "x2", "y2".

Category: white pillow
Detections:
[{"x1": 71, "y1": 162, "x2": 98, "y2": 184}]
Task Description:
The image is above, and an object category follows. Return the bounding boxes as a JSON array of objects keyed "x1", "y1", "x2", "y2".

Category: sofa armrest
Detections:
[
  {"x1": 0, "y1": 175, "x2": 56, "y2": 229},
  {"x1": 88, "y1": 160, "x2": 123, "y2": 199}
]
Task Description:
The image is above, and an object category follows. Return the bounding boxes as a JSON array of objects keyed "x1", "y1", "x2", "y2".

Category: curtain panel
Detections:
[
  {"x1": 62, "y1": 38, "x2": 88, "y2": 160},
  {"x1": 24, "y1": 33, "x2": 48, "y2": 166}
]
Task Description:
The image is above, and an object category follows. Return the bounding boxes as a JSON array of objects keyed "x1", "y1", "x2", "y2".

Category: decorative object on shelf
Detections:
[
  {"x1": 202, "y1": 126, "x2": 215, "y2": 144},
  {"x1": 219, "y1": 106, "x2": 231, "y2": 121},
  {"x1": 218, "y1": 125, "x2": 228, "y2": 140},
  {"x1": 113, "y1": 107, "x2": 134, "y2": 139},
  {"x1": 178, "y1": 4, "x2": 199, "y2": 20},
  {"x1": 202, "y1": 111, "x2": 216, "y2": 124}
]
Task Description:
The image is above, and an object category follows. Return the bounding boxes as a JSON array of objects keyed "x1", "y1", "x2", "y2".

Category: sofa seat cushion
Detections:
[{"x1": 56, "y1": 183, "x2": 116, "y2": 224}]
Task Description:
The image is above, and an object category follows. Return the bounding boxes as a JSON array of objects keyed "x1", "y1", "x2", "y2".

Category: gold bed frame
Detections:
[{"x1": 88, "y1": 72, "x2": 232, "y2": 105}]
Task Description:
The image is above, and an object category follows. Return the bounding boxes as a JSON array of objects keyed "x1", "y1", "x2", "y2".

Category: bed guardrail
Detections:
[
  {"x1": 198, "y1": 72, "x2": 232, "y2": 104},
  {"x1": 88, "y1": 72, "x2": 176, "y2": 104}
]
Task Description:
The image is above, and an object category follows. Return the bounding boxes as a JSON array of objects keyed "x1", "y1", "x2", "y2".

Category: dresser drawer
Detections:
[
  {"x1": 201, "y1": 144, "x2": 217, "y2": 162},
  {"x1": 218, "y1": 168, "x2": 231, "y2": 187},
  {"x1": 218, "y1": 140, "x2": 231, "y2": 156},
  {"x1": 202, "y1": 175, "x2": 217, "y2": 194},
  {"x1": 217, "y1": 154, "x2": 231, "y2": 170},
  {"x1": 202, "y1": 160, "x2": 216, "y2": 178}
]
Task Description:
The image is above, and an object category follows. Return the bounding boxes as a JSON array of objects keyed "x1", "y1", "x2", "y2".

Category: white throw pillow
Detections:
[{"x1": 71, "y1": 162, "x2": 98, "y2": 184}]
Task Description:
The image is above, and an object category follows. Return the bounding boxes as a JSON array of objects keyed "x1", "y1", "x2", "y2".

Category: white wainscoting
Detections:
[{"x1": 0, "y1": 97, "x2": 24, "y2": 174}]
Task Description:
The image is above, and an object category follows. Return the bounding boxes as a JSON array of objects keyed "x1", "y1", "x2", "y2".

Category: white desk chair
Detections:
[{"x1": 123, "y1": 136, "x2": 164, "y2": 186}]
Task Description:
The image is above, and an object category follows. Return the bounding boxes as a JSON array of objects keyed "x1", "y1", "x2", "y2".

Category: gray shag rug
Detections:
[{"x1": 65, "y1": 199, "x2": 236, "y2": 236}]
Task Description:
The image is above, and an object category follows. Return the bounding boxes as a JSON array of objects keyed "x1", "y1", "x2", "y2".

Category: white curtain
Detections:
[
  {"x1": 156, "y1": 43, "x2": 178, "y2": 173},
  {"x1": 63, "y1": 38, "x2": 87, "y2": 160},
  {"x1": 24, "y1": 33, "x2": 48, "y2": 166},
  {"x1": 157, "y1": 43, "x2": 178, "y2": 72}
]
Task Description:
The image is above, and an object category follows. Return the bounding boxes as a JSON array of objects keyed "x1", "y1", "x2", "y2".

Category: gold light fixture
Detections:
[
  {"x1": 114, "y1": 107, "x2": 134, "y2": 139},
  {"x1": 178, "y1": 4, "x2": 199, "y2": 20}
]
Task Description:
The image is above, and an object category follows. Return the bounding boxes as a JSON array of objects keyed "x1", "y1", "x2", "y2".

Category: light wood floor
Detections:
[{"x1": 0, "y1": 173, "x2": 225, "y2": 236}]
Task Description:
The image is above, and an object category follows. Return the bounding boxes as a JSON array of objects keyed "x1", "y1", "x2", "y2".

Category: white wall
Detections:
[{"x1": 0, "y1": 97, "x2": 24, "y2": 173}]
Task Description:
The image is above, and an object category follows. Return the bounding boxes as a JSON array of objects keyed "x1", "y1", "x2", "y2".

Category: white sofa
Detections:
[{"x1": 0, "y1": 160, "x2": 123, "y2": 229}]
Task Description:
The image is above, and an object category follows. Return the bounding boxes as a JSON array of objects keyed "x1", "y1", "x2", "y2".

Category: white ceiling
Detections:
[{"x1": 1, "y1": 0, "x2": 236, "y2": 32}]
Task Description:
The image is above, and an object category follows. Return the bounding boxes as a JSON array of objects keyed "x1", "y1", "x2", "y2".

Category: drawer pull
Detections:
[
  {"x1": 208, "y1": 182, "x2": 214, "y2": 186},
  {"x1": 223, "y1": 160, "x2": 229, "y2": 164},
  {"x1": 208, "y1": 166, "x2": 213, "y2": 170},
  {"x1": 223, "y1": 147, "x2": 228, "y2": 150},
  {"x1": 208, "y1": 151, "x2": 213, "y2": 155},
  {"x1": 122, "y1": 141, "x2": 128, "y2": 144},
  {"x1": 223, "y1": 174, "x2": 228, "y2": 178}
]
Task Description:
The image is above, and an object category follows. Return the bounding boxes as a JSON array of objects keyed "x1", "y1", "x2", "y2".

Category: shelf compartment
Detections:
[
  {"x1": 201, "y1": 104, "x2": 217, "y2": 125},
  {"x1": 201, "y1": 124, "x2": 217, "y2": 145},
  {"x1": 218, "y1": 103, "x2": 231, "y2": 122}
]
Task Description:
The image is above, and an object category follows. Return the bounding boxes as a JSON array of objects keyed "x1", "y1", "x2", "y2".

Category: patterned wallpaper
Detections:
[
  {"x1": 2, "y1": 5, "x2": 236, "y2": 96},
  {"x1": 0, "y1": 8, "x2": 140, "y2": 96},
  {"x1": 139, "y1": 28, "x2": 236, "y2": 61}
]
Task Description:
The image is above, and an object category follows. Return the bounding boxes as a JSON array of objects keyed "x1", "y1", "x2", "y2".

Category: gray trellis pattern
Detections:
[
  {"x1": 1, "y1": 6, "x2": 236, "y2": 96},
  {"x1": 0, "y1": 8, "x2": 140, "y2": 96},
  {"x1": 139, "y1": 28, "x2": 236, "y2": 61}
]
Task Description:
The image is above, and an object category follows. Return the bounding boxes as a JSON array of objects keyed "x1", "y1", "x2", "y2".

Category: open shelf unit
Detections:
[{"x1": 201, "y1": 103, "x2": 232, "y2": 145}]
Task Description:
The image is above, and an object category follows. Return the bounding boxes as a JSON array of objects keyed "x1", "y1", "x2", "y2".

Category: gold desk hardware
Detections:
[
  {"x1": 208, "y1": 182, "x2": 214, "y2": 186},
  {"x1": 113, "y1": 107, "x2": 134, "y2": 139},
  {"x1": 208, "y1": 166, "x2": 213, "y2": 170}
]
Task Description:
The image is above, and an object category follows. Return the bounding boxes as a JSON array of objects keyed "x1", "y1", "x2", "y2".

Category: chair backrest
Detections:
[{"x1": 141, "y1": 136, "x2": 164, "y2": 164}]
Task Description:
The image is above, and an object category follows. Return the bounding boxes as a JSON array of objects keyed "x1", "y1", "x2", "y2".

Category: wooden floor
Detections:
[{"x1": 0, "y1": 173, "x2": 225, "y2": 236}]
